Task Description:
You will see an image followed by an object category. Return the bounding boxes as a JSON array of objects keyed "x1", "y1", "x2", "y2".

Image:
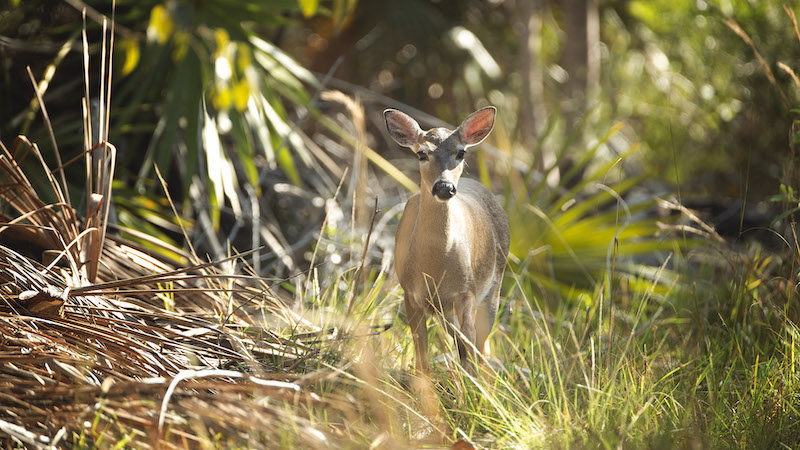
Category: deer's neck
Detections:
[{"x1": 416, "y1": 191, "x2": 463, "y2": 251}]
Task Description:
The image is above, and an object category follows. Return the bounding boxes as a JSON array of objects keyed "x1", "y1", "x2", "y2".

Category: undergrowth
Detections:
[
  {"x1": 3, "y1": 4, "x2": 800, "y2": 450},
  {"x1": 281, "y1": 229, "x2": 800, "y2": 448}
]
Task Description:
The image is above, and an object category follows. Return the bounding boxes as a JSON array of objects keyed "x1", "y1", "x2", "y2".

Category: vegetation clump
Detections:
[{"x1": 1, "y1": 1, "x2": 800, "y2": 448}]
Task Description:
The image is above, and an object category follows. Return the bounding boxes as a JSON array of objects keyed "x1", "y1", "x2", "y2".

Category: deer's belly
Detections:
[{"x1": 398, "y1": 249, "x2": 484, "y2": 313}]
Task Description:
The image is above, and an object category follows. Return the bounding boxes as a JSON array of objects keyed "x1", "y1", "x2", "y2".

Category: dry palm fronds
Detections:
[
  {"x1": 0, "y1": 126, "x2": 344, "y2": 445},
  {"x1": 0, "y1": 13, "x2": 356, "y2": 448},
  {"x1": 0, "y1": 152, "x2": 375, "y2": 447},
  {"x1": 0, "y1": 203, "x2": 349, "y2": 448}
]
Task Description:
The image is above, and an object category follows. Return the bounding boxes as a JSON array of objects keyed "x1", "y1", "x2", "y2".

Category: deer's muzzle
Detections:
[{"x1": 432, "y1": 181, "x2": 457, "y2": 200}]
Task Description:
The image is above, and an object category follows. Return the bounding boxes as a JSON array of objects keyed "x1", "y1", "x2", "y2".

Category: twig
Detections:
[
  {"x1": 63, "y1": 0, "x2": 137, "y2": 37},
  {"x1": 347, "y1": 197, "x2": 379, "y2": 315},
  {"x1": 25, "y1": 68, "x2": 69, "y2": 206},
  {"x1": 158, "y1": 369, "x2": 300, "y2": 433},
  {"x1": 722, "y1": 16, "x2": 789, "y2": 108},
  {"x1": 785, "y1": 5, "x2": 800, "y2": 44},
  {"x1": 304, "y1": 168, "x2": 349, "y2": 296},
  {"x1": 0, "y1": 418, "x2": 53, "y2": 449},
  {"x1": 778, "y1": 62, "x2": 800, "y2": 89}
]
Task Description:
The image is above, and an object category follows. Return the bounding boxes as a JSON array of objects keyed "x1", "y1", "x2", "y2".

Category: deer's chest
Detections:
[{"x1": 395, "y1": 201, "x2": 476, "y2": 306}]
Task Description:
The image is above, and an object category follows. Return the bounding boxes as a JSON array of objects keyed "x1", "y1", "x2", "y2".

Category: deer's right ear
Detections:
[{"x1": 384, "y1": 109, "x2": 423, "y2": 148}]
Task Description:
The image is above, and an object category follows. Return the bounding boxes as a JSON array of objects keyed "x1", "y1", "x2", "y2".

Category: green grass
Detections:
[
  {"x1": 273, "y1": 234, "x2": 800, "y2": 448},
  {"x1": 252, "y1": 122, "x2": 800, "y2": 448},
  {"x1": 6, "y1": 4, "x2": 800, "y2": 448}
]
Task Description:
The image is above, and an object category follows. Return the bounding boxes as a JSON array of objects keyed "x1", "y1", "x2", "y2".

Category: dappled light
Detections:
[{"x1": 1, "y1": 0, "x2": 800, "y2": 448}]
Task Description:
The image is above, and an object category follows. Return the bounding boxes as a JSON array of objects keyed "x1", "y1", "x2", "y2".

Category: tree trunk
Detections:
[
  {"x1": 561, "y1": 0, "x2": 589, "y2": 116},
  {"x1": 518, "y1": 0, "x2": 547, "y2": 163},
  {"x1": 559, "y1": 0, "x2": 600, "y2": 185}
]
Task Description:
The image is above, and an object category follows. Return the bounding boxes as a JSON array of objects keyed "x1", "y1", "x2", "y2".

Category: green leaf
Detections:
[
  {"x1": 202, "y1": 100, "x2": 242, "y2": 217},
  {"x1": 250, "y1": 36, "x2": 319, "y2": 88},
  {"x1": 120, "y1": 38, "x2": 140, "y2": 75},
  {"x1": 298, "y1": 0, "x2": 318, "y2": 18},
  {"x1": 230, "y1": 113, "x2": 259, "y2": 186},
  {"x1": 277, "y1": 146, "x2": 301, "y2": 186}
]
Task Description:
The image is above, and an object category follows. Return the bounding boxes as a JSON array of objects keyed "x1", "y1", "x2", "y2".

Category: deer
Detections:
[{"x1": 384, "y1": 106, "x2": 510, "y2": 375}]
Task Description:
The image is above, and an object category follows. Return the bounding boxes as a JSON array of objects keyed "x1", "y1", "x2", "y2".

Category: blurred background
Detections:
[
  {"x1": 5, "y1": 2, "x2": 800, "y2": 447},
  {"x1": 1, "y1": 0, "x2": 799, "y2": 298}
]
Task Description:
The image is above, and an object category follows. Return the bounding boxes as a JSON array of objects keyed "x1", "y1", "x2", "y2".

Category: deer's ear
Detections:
[
  {"x1": 384, "y1": 109, "x2": 423, "y2": 148},
  {"x1": 458, "y1": 106, "x2": 496, "y2": 148}
]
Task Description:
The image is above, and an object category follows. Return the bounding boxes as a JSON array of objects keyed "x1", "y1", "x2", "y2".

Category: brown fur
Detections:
[{"x1": 385, "y1": 107, "x2": 510, "y2": 373}]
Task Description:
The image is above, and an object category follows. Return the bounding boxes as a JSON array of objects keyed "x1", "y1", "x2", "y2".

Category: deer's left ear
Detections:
[{"x1": 458, "y1": 106, "x2": 496, "y2": 148}]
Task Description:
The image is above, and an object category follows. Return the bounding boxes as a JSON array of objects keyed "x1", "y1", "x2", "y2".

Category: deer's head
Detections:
[{"x1": 384, "y1": 107, "x2": 496, "y2": 201}]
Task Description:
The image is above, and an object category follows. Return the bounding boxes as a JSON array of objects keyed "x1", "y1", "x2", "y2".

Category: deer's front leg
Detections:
[
  {"x1": 456, "y1": 292, "x2": 478, "y2": 373},
  {"x1": 405, "y1": 293, "x2": 429, "y2": 374}
]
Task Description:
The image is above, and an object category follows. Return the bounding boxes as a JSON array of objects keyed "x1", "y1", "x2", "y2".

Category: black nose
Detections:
[{"x1": 432, "y1": 181, "x2": 456, "y2": 200}]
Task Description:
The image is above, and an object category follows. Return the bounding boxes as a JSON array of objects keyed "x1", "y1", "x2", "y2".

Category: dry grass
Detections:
[
  {"x1": 0, "y1": 131, "x2": 361, "y2": 447},
  {"x1": 0, "y1": 19, "x2": 371, "y2": 447},
  {"x1": 6, "y1": 5, "x2": 800, "y2": 449}
]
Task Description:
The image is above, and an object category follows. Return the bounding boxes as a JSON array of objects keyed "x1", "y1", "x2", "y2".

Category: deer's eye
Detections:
[
  {"x1": 417, "y1": 151, "x2": 429, "y2": 161},
  {"x1": 456, "y1": 149, "x2": 466, "y2": 160}
]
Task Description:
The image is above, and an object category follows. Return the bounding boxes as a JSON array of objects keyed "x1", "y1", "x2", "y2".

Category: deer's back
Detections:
[{"x1": 458, "y1": 178, "x2": 510, "y2": 258}]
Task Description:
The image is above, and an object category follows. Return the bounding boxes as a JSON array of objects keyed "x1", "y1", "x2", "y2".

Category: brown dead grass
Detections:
[{"x1": 0, "y1": 132, "x2": 356, "y2": 448}]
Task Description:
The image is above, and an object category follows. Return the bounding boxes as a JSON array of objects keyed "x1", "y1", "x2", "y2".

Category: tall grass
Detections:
[
  {"x1": 4, "y1": 4, "x2": 800, "y2": 450},
  {"x1": 279, "y1": 226, "x2": 800, "y2": 448}
]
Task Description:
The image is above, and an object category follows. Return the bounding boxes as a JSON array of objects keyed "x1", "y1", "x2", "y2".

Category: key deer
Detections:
[{"x1": 385, "y1": 106, "x2": 510, "y2": 374}]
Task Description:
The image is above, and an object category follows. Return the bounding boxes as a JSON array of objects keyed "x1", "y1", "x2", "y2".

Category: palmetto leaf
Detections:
[{"x1": 510, "y1": 124, "x2": 693, "y2": 303}]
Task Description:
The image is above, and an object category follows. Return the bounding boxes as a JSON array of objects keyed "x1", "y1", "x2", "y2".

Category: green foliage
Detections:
[
  {"x1": 298, "y1": 0, "x2": 319, "y2": 18},
  {"x1": 604, "y1": 1, "x2": 800, "y2": 198},
  {"x1": 507, "y1": 122, "x2": 690, "y2": 305},
  {"x1": 111, "y1": 1, "x2": 328, "y2": 225},
  {"x1": 284, "y1": 223, "x2": 800, "y2": 448},
  {"x1": 0, "y1": 1, "x2": 356, "y2": 235}
]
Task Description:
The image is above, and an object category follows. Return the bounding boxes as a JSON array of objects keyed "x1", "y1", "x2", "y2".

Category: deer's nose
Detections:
[{"x1": 432, "y1": 181, "x2": 456, "y2": 200}]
